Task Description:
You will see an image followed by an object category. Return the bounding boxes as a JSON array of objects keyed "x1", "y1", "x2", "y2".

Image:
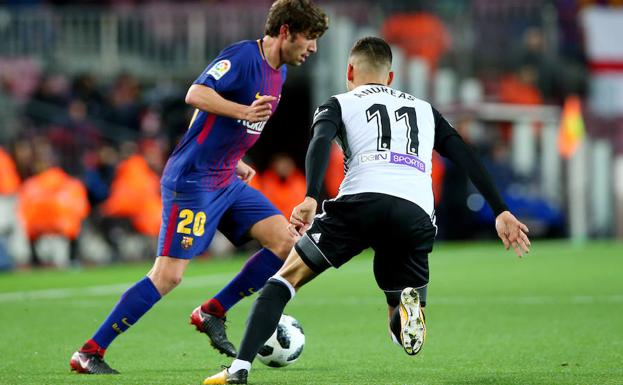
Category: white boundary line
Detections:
[
  {"x1": 1, "y1": 277, "x2": 621, "y2": 306},
  {"x1": 0, "y1": 272, "x2": 234, "y2": 302},
  {"x1": 292, "y1": 294, "x2": 623, "y2": 306},
  {"x1": 0, "y1": 259, "x2": 375, "y2": 303}
]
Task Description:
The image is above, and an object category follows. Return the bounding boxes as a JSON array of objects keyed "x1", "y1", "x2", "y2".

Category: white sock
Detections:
[{"x1": 229, "y1": 359, "x2": 251, "y2": 374}]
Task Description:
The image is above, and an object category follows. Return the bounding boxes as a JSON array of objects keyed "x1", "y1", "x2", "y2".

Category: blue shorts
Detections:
[{"x1": 157, "y1": 179, "x2": 282, "y2": 259}]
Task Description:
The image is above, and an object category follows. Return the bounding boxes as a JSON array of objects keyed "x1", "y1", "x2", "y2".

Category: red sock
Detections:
[
  {"x1": 80, "y1": 339, "x2": 107, "y2": 357},
  {"x1": 201, "y1": 298, "x2": 226, "y2": 318}
]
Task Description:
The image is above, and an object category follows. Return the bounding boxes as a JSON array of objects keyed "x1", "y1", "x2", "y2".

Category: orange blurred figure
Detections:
[
  {"x1": 324, "y1": 143, "x2": 345, "y2": 198},
  {"x1": 131, "y1": 195, "x2": 163, "y2": 237},
  {"x1": 259, "y1": 154, "x2": 306, "y2": 219},
  {"x1": 101, "y1": 154, "x2": 162, "y2": 236},
  {"x1": 431, "y1": 152, "x2": 446, "y2": 206},
  {"x1": 0, "y1": 147, "x2": 21, "y2": 195},
  {"x1": 382, "y1": 13, "x2": 451, "y2": 72},
  {"x1": 498, "y1": 66, "x2": 544, "y2": 105},
  {"x1": 18, "y1": 167, "x2": 90, "y2": 240},
  {"x1": 248, "y1": 170, "x2": 262, "y2": 191}
]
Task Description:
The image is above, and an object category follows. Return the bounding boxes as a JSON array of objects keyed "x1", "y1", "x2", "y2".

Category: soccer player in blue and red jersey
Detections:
[{"x1": 70, "y1": 0, "x2": 328, "y2": 374}]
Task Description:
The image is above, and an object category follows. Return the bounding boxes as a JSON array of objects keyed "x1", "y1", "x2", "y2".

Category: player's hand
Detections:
[
  {"x1": 243, "y1": 95, "x2": 277, "y2": 123},
  {"x1": 235, "y1": 159, "x2": 256, "y2": 183},
  {"x1": 495, "y1": 211, "x2": 531, "y2": 257},
  {"x1": 286, "y1": 224, "x2": 302, "y2": 241},
  {"x1": 290, "y1": 197, "x2": 318, "y2": 235}
]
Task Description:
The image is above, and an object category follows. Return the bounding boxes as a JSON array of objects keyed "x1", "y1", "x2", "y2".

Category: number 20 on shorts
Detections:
[{"x1": 177, "y1": 209, "x2": 206, "y2": 236}]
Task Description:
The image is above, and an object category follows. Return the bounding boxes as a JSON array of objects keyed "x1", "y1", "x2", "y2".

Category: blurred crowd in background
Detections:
[
  {"x1": 2, "y1": 0, "x2": 622, "y2": 269},
  {"x1": 0, "y1": 65, "x2": 345, "y2": 268}
]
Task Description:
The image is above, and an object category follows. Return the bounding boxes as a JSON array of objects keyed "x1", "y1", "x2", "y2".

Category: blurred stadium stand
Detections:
[{"x1": 0, "y1": 0, "x2": 621, "y2": 268}]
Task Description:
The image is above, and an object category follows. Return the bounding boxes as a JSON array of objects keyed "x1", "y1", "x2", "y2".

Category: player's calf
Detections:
[{"x1": 147, "y1": 256, "x2": 188, "y2": 295}]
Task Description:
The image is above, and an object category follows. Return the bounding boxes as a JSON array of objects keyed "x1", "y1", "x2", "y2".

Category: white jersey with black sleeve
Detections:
[{"x1": 315, "y1": 84, "x2": 452, "y2": 217}]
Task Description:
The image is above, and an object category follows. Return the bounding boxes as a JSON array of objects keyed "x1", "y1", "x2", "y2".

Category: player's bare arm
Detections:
[{"x1": 185, "y1": 84, "x2": 276, "y2": 123}]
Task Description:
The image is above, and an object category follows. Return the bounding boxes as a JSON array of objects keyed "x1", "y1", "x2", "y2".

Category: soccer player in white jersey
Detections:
[{"x1": 203, "y1": 36, "x2": 531, "y2": 385}]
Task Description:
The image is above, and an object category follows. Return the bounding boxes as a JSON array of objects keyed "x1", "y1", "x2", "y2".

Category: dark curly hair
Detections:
[{"x1": 264, "y1": 0, "x2": 329, "y2": 39}]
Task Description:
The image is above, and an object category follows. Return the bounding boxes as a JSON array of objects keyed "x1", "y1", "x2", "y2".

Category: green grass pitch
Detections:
[{"x1": 1, "y1": 241, "x2": 622, "y2": 385}]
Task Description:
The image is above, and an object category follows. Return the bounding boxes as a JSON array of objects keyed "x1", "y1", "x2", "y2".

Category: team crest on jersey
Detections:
[
  {"x1": 181, "y1": 236, "x2": 194, "y2": 250},
  {"x1": 207, "y1": 59, "x2": 231, "y2": 80}
]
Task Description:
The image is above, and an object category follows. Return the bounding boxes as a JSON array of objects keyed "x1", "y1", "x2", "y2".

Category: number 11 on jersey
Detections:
[{"x1": 366, "y1": 103, "x2": 420, "y2": 156}]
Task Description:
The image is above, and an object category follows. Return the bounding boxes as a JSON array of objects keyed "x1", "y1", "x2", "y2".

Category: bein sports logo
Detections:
[
  {"x1": 359, "y1": 152, "x2": 389, "y2": 163},
  {"x1": 359, "y1": 151, "x2": 425, "y2": 172},
  {"x1": 390, "y1": 153, "x2": 426, "y2": 172}
]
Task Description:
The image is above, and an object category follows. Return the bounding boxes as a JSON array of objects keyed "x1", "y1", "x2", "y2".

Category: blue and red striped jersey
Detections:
[{"x1": 161, "y1": 39, "x2": 287, "y2": 192}]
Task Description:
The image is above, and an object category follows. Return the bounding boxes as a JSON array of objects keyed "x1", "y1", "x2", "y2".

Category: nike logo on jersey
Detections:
[
  {"x1": 245, "y1": 92, "x2": 278, "y2": 133},
  {"x1": 256, "y1": 92, "x2": 280, "y2": 101}
]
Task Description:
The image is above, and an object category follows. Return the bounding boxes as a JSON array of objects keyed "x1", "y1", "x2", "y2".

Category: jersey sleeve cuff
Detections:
[
  {"x1": 305, "y1": 189, "x2": 321, "y2": 201},
  {"x1": 492, "y1": 204, "x2": 509, "y2": 216}
]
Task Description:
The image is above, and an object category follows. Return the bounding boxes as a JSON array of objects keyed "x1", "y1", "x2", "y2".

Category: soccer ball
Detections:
[{"x1": 256, "y1": 314, "x2": 305, "y2": 367}]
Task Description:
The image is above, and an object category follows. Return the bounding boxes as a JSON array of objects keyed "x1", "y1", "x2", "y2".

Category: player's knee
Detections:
[
  {"x1": 277, "y1": 238, "x2": 296, "y2": 260},
  {"x1": 148, "y1": 271, "x2": 183, "y2": 295},
  {"x1": 266, "y1": 234, "x2": 295, "y2": 260},
  {"x1": 168, "y1": 273, "x2": 183, "y2": 288},
  {"x1": 160, "y1": 274, "x2": 183, "y2": 295}
]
